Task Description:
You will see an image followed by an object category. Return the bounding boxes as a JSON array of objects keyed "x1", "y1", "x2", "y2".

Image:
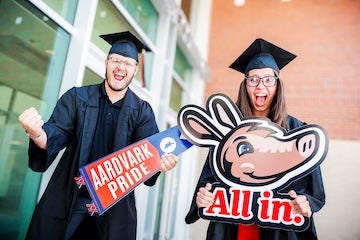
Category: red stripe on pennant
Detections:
[{"x1": 83, "y1": 139, "x2": 160, "y2": 210}]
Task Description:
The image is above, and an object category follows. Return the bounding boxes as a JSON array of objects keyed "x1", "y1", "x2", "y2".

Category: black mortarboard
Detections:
[
  {"x1": 229, "y1": 38, "x2": 296, "y2": 74},
  {"x1": 99, "y1": 31, "x2": 151, "y2": 62}
]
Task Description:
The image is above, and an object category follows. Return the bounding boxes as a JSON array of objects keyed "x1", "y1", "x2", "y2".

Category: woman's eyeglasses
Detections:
[{"x1": 245, "y1": 76, "x2": 278, "y2": 87}]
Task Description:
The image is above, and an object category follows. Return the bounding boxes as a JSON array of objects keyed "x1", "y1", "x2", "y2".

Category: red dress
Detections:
[{"x1": 237, "y1": 224, "x2": 260, "y2": 240}]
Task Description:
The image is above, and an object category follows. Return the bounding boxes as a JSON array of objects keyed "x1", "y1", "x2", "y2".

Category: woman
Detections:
[{"x1": 185, "y1": 38, "x2": 325, "y2": 240}]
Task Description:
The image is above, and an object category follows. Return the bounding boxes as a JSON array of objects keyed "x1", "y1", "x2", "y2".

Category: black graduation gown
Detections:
[
  {"x1": 25, "y1": 83, "x2": 160, "y2": 240},
  {"x1": 185, "y1": 115, "x2": 326, "y2": 240}
]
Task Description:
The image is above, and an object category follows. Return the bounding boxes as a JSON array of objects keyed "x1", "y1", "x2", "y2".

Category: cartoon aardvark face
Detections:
[{"x1": 178, "y1": 94, "x2": 328, "y2": 191}]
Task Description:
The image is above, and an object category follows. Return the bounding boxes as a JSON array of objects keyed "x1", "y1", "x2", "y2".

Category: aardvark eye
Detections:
[{"x1": 237, "y1": 141, "x2": 254, "y2": 157}]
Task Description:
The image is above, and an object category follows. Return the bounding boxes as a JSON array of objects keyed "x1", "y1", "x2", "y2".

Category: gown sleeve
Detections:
[{"x1": 28, "y1": 88, "x2": 77, "y2": 172}]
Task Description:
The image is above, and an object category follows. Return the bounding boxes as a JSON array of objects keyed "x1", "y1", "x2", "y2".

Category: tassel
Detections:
[{"x1": 141, "y1": 48, "x2": 146, "y2": 88}]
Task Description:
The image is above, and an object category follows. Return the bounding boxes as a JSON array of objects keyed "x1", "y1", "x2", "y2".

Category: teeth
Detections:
[
  {"x1": 241, "y1": 162, "x2": 254, "y2": 169},
  {"x1": 256, "y1": 93, "x2": 267, "y2": 97},
  {"x1": 258, "y1": 143, "x2": 292, "y2": 153}
]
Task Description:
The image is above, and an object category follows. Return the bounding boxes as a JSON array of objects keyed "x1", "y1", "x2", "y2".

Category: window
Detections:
[
  {"x1": 41, "y1": 0, "x2": 78, "y2": 24},
  {"x1": 82, "y1": 67, "x2": 103, "y2": 86},
  {"x1": 0, "y1": 1, "x2": 70, "y2": 238},
  {"x1": 118, "y1": 0, "x2": 158, "y2": 41},
  {"x1": 169, "y1": 78, "x2": 183, "y2": 112},
  {"x1": 169, "y1": 46, "x2": 192, "y2": 112}
]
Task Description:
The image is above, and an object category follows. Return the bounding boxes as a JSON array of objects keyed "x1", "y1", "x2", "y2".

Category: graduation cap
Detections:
[
  {"x1": 229, "y1": 38, "x2": 296, "y2": 74},
  {"x1": 99, "y1": 31, "x2": 151, "y2": 62}
]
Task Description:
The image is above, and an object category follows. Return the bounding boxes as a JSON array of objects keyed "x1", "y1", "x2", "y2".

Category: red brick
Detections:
[{"x1": 206, "y1": 0, "x2": 360, "y2": 140}]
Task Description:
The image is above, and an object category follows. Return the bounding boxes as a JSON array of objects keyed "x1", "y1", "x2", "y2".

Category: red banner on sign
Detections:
[{"x1": 80, "y1": 139, "x2": 161, "y2": 212}]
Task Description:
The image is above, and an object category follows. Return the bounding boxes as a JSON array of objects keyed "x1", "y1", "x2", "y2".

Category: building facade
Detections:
[
  {"x1": 0, "y1": 0, "x2": 212, "y2": 239},
  {"x1": 201, "y1": 0, "x2": 360, "y2": 239}
]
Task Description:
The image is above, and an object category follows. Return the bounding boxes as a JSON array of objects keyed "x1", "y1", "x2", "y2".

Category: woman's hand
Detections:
[
  {"x1": 196, "y1": 183, "x2": 214, "y2": 208},
  {"x1": 289, "y1": 190, "x2": 312, "y2": 218}
]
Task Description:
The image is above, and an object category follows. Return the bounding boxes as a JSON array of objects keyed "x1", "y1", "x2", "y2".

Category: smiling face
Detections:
[
  {"x1": 104, "y1": 53, "x2": 138, "y2": 100},
  {"x1": 246, "y1": 68, "x2": 277, "y2": 117}
]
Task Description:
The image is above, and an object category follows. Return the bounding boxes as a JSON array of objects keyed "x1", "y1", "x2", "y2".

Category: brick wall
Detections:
[{"x1": 205, "y1": 0, "x2": 360, "y2": 140}]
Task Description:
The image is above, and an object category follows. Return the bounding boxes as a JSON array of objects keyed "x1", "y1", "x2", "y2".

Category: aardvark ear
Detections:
[
  {"x1": 208, "y1": 94, "x2": 243, "y2": 130},
  {"x1": 177, "y1": 94, "x2": 243, "y2": 147},
  {"x1": 178, "y1": 104, "x2": 223, "y2": 147}
]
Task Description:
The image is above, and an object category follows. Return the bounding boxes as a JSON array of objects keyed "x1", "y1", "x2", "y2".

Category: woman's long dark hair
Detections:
[{"x1": 235, "y1": 72, "x2": 288, "y2": 130}]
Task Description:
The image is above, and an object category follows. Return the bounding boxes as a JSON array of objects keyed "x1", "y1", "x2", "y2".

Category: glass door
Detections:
[{"x1": 0, "y1": 0, "x2": 71, "y2": 239}]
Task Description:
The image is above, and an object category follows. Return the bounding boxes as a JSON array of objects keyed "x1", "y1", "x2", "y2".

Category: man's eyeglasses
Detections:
[
  {"x1": 245, "y1": 76, "x2": 278, "y2": 87},
  {"x1": 107, "y1": 57, "x2": 137, "y2": 68}
]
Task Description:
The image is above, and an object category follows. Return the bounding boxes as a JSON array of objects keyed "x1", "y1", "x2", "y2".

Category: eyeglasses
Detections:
[
  {"x1": 245, "y1": 75, "x2": 278, "y2": 87},
  {"x1": 107, "y1": 57, "x2": 137, "y2": 68}
]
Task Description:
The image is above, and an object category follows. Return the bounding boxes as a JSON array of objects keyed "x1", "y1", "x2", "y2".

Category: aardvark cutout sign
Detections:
[{"x1": 178, "y1": 94, "x2": 328, "y2": 231}]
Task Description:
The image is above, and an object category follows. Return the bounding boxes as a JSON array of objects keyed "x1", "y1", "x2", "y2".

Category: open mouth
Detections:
[
  {"x1": 114, "y1": 72, "x2": 125, "y2": 81},
  {"x1": 255, "y1": 93, "x2": 267, "y2": 106}
]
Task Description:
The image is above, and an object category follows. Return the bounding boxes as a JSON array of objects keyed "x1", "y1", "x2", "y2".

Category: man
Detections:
[{"x1": 18, "y1": 31, "x2": 179, "y2": 240}]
